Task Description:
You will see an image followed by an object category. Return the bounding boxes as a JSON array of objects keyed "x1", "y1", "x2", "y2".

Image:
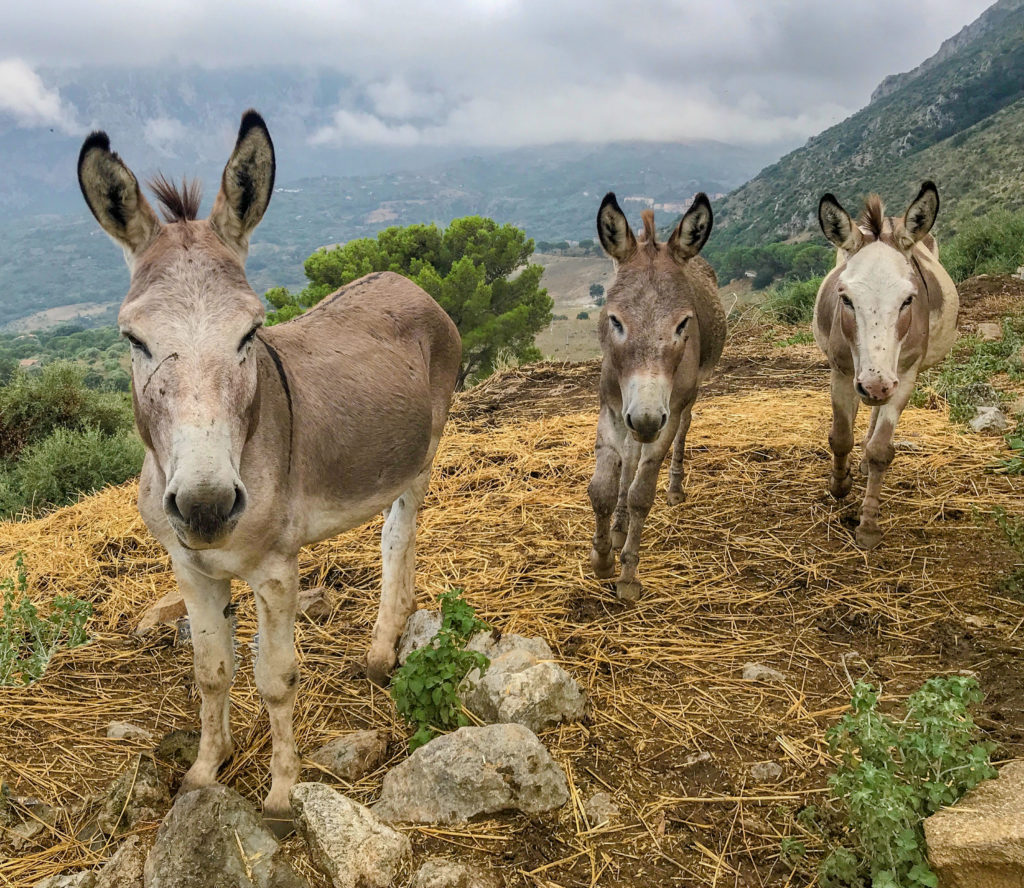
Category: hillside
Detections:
[{"x1": 713, "y1": 0, "x2": 1024, "y2": 249}]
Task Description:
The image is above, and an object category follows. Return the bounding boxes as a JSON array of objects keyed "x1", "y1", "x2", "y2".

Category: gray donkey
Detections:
[
  {"x1": 78, "y1": 110, "x2": 461, "y2": 830},
  {"x1": 588, "y1": 194, "x2": 726, "y2": 600}
]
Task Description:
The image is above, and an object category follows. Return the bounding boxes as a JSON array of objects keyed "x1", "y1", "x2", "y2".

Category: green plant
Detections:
[
  {"x1": 986, "y1": 506, "x2": 1024, "y2": 597},
  {"x1": 990, "y1": 433, "x2": 1024, "y2": 475},
  {"x1": 775, "y1": 330, "x2": 816, "y2": 347},
  {"x1": 576, "y1": 311, "x2": 590, "y2": 320},
  {"x1": 390, "y1": 589, "x2": 490, "y2": 751},
  {"x1": 809, "y1": 677, "x2": 996, "y2": 888},
  {"x1": 761, "y1": 276, "x2": 824, "y2": 324},
  {"x1": 0, "y1": 554, "x2": 92, "y2": 685},
  {"x1": 942, "y1": 209, "x2": 1024, "y2": 283}
]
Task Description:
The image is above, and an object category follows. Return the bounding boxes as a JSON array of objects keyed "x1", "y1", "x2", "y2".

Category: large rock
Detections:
[
  {"x1": 290, "y1": 783, "x2": 411, "y2": 888},
  {"x1": 32, "y1": 875, "x2": 95, "y2": 888},
  {"x1": 373, "y1": 724, "x2": 568, "y2": 824},
  {"x1": 461, "y1": 647, "x2": 588, "y2": 733},
  {"x1": 970, "y1": 406, "x2": 1009, "y2": 435},
  {"x1": 97, "y1": 755, "x2": 171, "y2": 836},
  {"x1": 95, "y1": 835, "x2": 146, "y2": 888},
  {"x1": 410, "y1": 859, "x2": 502, "y2": 888},
  {"x1": 925, "y1": 761, "x2": 1024, "y2": 888},
  {"x1": 143, "y1": 786, "x2": 306, "y2": 888},
  {"x1": 307, "y1": 730, "x2": 388, "y2": 782}
]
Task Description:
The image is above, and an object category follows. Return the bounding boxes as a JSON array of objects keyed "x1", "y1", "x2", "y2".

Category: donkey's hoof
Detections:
[
  {"x1": 829, "y1": 472, "x2": 853, "y2": 500},
  {"x1": 666, "y1": 488, "x2": 686, "y2": 506},
  {"x1": 615, "y1": 578, "x2": 642, "y2": 602},
  {"x1": 855, "y1": 523, "x2": 882, "y2": 550},
  {"x1": 365, "y1": 662, "x2": 391, "y2": 688},
  {"x1": 590, "y1": 548, "x2": 616, "y2": 580},
  {"x1": 610, "y1": 529, "x2": 626, "y2": 550},
  {"x1": 263, "y1": 808, "x2": 295, "y2": 840}
]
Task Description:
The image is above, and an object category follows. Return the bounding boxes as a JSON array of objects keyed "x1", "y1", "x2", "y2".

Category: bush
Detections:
[
  {"x1": 576, "y1": 311, "x2": 590, "y2": 320},
  {"x1": 762, "y1": 277, "x2": 824, "y2": 324},
  {"x1": 943, "y1": 210, "x2": 1024, "y2": 283}
]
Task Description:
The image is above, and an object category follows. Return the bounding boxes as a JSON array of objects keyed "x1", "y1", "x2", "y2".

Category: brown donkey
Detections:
[
  {"x1": 588, "y1": 194, "x2": 725, "y2": 600},
  {"x1": 78, "y1": 111, "x2": 461, "y2": 830},
  {"x1": 814, "y1": 182, "x2": 958, "y2": 548}
]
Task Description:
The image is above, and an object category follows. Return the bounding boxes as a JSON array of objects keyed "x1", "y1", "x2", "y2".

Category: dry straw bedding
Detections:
[{"x1": 1, "y1": 382, "x2": 1024, "y2": 887}]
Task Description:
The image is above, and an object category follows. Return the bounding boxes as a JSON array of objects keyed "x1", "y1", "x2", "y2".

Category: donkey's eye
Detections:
[
  {"x1": 239, "y1": 326, "x2": 260, "y2": 351},
  {"x1": 675, "y1": 318, "x2": 690, "y2": 336},
  {"x1": 840, "y1": 294, "x2": 853, "y2": 309},
  {"x1": 609, "y1": 315, "x2": 624, "y2": 334},
  {"x1": 124, "y1": 333, "x2": 151, "y2": 359},
  {"x1": 901, "y1": 294, "x2": 914, "y2": 309}
]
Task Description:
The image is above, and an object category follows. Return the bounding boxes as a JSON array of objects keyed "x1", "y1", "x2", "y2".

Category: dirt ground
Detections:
[{"x1": 2, "y1": 279, "x2": 1024, "y2": 887}]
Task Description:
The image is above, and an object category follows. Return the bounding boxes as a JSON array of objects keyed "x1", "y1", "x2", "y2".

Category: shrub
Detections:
[
  {"x1": 390, "y1": 589, "x2": 490, "y2": 751},
  {"x1": 762, "y1": 276, "x2": 824, "y2": 324},
  {"x1": 0, "y1": 553, "x2": 92, "y2": 685},
  {"x1": 943, "y1": 210, "x2": 1024, "y2": 283},
  {"x1": 576, "y1": 311, "x2": 590, "y2": 320}
]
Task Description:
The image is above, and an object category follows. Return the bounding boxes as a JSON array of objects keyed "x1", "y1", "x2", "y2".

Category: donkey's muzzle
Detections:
[
  {"x1": 164, "y1": 483, "x2": 247, "y2": 545},
  {"x1": 625, "y1": 409, "x2": 668, "y2": 444}
]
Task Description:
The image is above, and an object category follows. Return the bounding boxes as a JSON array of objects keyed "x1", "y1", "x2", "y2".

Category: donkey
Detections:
[
  {"x1": 814, "y1": 182, "x2": 958, "y2": 548},
  {"x1": 588, "y1": 194, "x2": 726, "y2": 600},
  {"x1": 78, "y1": 110, "x2": 461, "y2": 830}
]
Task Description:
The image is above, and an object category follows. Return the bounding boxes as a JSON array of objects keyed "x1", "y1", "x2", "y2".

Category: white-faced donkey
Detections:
[
  {"x1": 813, "y1": 182, "x2": 958, "y2": 548},
  {"x1": 77, "y1": 110, "x2": 461, "y2": 832},
  {"x1": 588, "y1": 194, "x2": 726, "y2": 601}
]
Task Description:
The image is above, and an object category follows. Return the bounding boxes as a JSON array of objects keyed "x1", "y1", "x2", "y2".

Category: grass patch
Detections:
[
  {"x1": 943, "y1": 209, "x2": 1024, "y2": 283},
  {"x1": 775, "y1": 330, "x2": 815, "y2": 347},
  {"x1": 761, "y1": 276, "x2": 823, "y2": 325}
]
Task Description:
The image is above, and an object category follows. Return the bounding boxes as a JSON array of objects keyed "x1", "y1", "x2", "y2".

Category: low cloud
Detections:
[
  {"x1": 0, "y1": 58, "x2": 78, "y2": 131},
  {"x1": 143, "y1": 116, "x2": 189, "y2": 156}
]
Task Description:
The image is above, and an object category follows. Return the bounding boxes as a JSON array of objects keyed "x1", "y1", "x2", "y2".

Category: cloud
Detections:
[
  {"x1": 0, "y1": 57, "x2": 78, "y2": 131},
  {"x1": 143, "y1": 116, "x2": 189, "y2": 156}
]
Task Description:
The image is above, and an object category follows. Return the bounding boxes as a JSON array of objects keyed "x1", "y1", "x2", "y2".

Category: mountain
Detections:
[{"x1": 711, "y1": 0, "x2": 1024, "y2": 251}]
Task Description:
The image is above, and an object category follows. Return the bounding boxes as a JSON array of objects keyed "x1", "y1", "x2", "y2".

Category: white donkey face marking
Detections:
[{"x1": 837, "y1": 242, "x2": 916, "y2": 405}]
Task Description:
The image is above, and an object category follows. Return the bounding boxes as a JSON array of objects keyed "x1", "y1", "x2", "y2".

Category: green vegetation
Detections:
[
  {"x1": 787, "y1": 677, "x2": 995, "y2": 888},
  {"x1": 986, "y1": 506, "x2": 1024, "y2": 598},
  {"x1": 576, "y1": 311, "x2": 590, "y2": 320},
  {"x1": 0, "y1": 554, "x2": 92, "y2": 685},
  {"x1": 390, "y1": 588, "x2": 490, "y2": 751},
  {"x1": 707, "y1": 242, "x2": 833, "y2": 290},
  {"x1": 912, "y1": 317, "x2": 1024, "y2": 422},
  {"x1": 775, "y1": 330, "x2": 816, "y2": 348},
  {"x1": 761, "y1": 276, "x2": 825, "y2": 325},
  {"x1": 0, "y1": 325, "x2": 129, "y2": 392},
  {"x1": 266, "y1": 216, "x2": 553, "y2": 388},
  {"x1": 0, "y1": 363, "x2": 141, "y2": 519},
  {"x1": 941, "y1": 209, "x2": 1024, "y2": 283}
]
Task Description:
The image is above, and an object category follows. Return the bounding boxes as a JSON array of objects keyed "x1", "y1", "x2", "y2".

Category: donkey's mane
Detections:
[
  {"x1": 858, "y1": 194, "x2": 886, "y2": 238},
  {"x1": 149, "y1": 173, "x2": 202, "y2": 222},
  {"x1": 640, "y1": 209, "x2": 658, "y2": 253}
]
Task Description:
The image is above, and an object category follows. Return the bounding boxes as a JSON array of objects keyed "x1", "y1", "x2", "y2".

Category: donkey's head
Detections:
[
  {"x1": 78, "y1": 111, "x2": 275, "y2": 549},
  {"x1": 818, "y1": 182, "x2": 939, "y2": 406},
  {"x1": 596, "y1": 193, "x2": 713, "y2": 443}
]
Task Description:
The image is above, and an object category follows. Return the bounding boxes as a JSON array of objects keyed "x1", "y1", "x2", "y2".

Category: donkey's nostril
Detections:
[
  {"x1": 856, "y1": 382, "x2": 869, "y2": 399},
  {"x1": 228, "y1": 485, "x2": 247, "y2": 520},
  {"x1": 164, "y1": 491, "x2": 184, "y2": 523},
  {"x1": 659, "y1": 413, "x2": 667, "y2": 430},
  {"x1": 625, "y1": 413, "x2": 635, "y2": 431}
]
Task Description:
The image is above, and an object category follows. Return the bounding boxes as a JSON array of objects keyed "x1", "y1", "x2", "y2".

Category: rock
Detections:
[
  {"x1": 396, "y1": 610, "x2": 441, "y2": 665},
  {"x1": 155, "y1": 730, "x2": 200, "y2": 772},
  {"x1": 925, "y1": 761, "x2": 1024, "y2": 888},
  {"x1": 584, "y1": 792, "x2": 619, "y2": 825},
  {"x1": 969, "y1": 406, "x2": 1009, "y2": 435},
  {"x1": 467, "y1": 632, "x2": 553, "y2": 661},
  {"x1": 978, "y1": 322, "x2": 1004, "y2": 342},
  {"x1": 7, "y1": 798, "x2": 58, "y2": 851},
  {"x1": 95, "y1": 835, "x2": 146, "y2": 888},
  {"x1": 297, "y1": 586, "x2": 333, "y2": 621},
  {"x1": 373, "y1": 724, "x2": 568, "y2": 824},
  {"x1": 107, "y1": 722, "x2": 154, "y2": 742},
  {"x1": 410, "y1": 859, "x2": 502, "y2": 888},
  {"x1": 144, "y1": 785, "x2": 306, "y2": 888},
  {"x1": 97, "y1": 754, "x2": 171, "y2": 836},
  {"x1": 290, "y1": 783, "x2": 411, "y2": 888},
  {"x1": 308, "y1": 730, "x2": 388, "y2": 782},
  {"x1": 461, "y1": 647, "x2": 588, "y2": 733},
  {"x1": 742, "y1": 663, "x2": 786, "y2": 683},
  {"x1": 750, "y1": 762, "x2": 783, "y2": 783},
  {"x1": 32, "y1": 874, "x2": 96, "y2": 888},
  {"x1": 135, "y1": 591, "x2": 187, "y2": 635},
  {"x1": 1008, "y1": 395, "x2": 1024, "y2": 417}
]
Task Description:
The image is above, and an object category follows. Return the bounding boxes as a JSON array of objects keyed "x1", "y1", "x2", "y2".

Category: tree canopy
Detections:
[{"x1": 266, "y1": 217, "x2": 553, "y2": 388}]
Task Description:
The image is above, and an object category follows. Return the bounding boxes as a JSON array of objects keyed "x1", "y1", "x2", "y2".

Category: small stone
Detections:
[
  {"x1": 307, "y1": 730, "x2": 388, "y2": 782},
  {"x1": 742, "y1": 663, "x2": 786, "y2": 683},
  {"x1": 290, "y1": 782, "x2": 411, "y2": 888},
  {"x1": 410, "y1": 859, "x2": 502, "y2": 888},
  {"x1": 94, "y1": 835, "x2": 146, "y2": 888},
  {"x1": 373, "y1": 723, "x2": 569, "y2": 824},
  {"x1": 97, "y1": 754, "x2": 171, "y2": 836},
  {"x1": 106, "y1": 722, "x2": 154, "y2": 742},
  {"x1": 155, "y1": 730, "x2": 201, "y2": 772},
  {"x1": 978, "y1": 322, "x2": 1004, "y2": 342},
  {"x1": 584, "y1": 792, "x2": 619, "y2": 825},
  {"x1": 396, "y1": 610, "x2": 441, "y2": 665},
  {"x1": 750, "y1": 761, "x2": 783, "y2": 783},
  {"x1": 297, "y1": 586, "x2": 333, "y2": 621},
  {"x1": 969, "y1": 406, "x2": 1008, "y2": 435},
  {"x1": 135, "y1": 591, "x2": 187, "y2": 635},
  {"x1": 925, "y1": 760, "x2": 1024, "y2": 888},
  {"x1": 32, "y1": 874, "x2": 96, "y2": 888}
]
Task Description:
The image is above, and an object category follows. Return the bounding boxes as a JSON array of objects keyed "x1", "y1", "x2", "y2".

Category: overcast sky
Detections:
[{"x1": 0, "y1": 0, "x2": 995, "y2": 147}]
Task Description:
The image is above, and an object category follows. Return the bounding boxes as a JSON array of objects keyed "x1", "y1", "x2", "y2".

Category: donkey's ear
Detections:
[
  {"x1": 668, "y1": 193, "x2": 713, "y2": 261},
  {"x1": 78, "y1": 131, "x2": 161, "y2": 262},
  {"x1": 818, "y1": 193, "x2": 863, "y2": 253},
  {"x1": 900, "y1": 180, "x2": 939, "y2": 249},
  {"x1": 597, "y1": 192, "x2": 637, "y2": 263},
  {"x1": 209, "y1": 110, "x2": 275, "y2": 258}
]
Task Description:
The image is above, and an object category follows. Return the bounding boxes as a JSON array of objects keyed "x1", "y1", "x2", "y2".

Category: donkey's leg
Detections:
[
  {"x1": 859, "y1": 407, "x2": 880, "y2": 475},
  {"x1": 667, "y1": 401, "x2": 694, "y2": 506},
  {"x1": 367, "y1": 466, "x2": 431, "y2": 686},
  {"x1": 174, "y1": 560, "x2": 234, "y2": 796},
  {"x1": 828, "y1": 370, "x2": 859, "y2": 500},
  {"x1": 251, "y1": 559, "x2": 300, "y2": 835},
  {"x1": 616, "y1": 422, "x2": 678, "y2": 602},
  {"x1": 611, "y1": 434, "x2": 641, "y2": 550},
  {"x1": 589, "y1": 409, "x2": 623, "y2": 580},
  {"x1": 856, "y1": 376, "x2": 916, "y2": 549}
]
